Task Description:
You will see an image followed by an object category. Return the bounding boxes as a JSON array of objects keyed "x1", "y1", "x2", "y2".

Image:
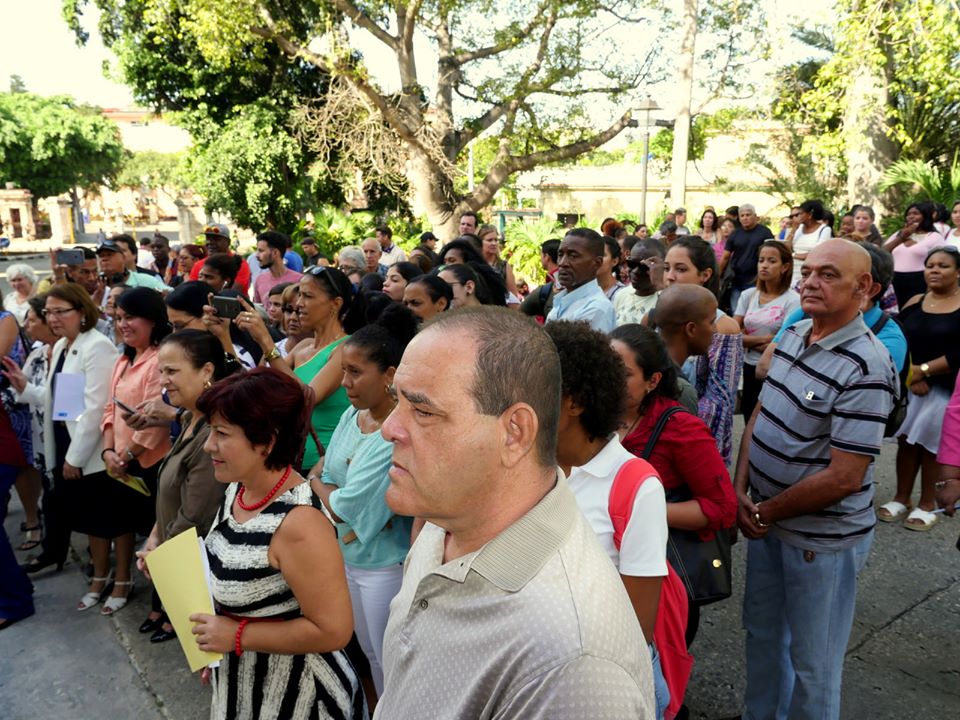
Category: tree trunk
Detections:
[
  {"x1": 670, "y1": 0, "x2": 698, "y2": 209},
  {"x1": 843, "y1": 0, "x2": 897, "y2": 215},
  {"x1": 407, "y1": 153, "x2": 460, "y2": 241}
]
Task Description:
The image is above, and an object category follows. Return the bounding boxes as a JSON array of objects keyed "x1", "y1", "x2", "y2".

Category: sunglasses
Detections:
[
  {"x1": 282, "y1": 305, "x2": 296, "y2": 313},
  {"x1": 626, "y1": 259, "x2": 652, "y2": 270}
]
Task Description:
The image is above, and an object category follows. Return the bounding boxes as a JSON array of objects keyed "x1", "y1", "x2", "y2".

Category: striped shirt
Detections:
[{"x1": 750, "y1": 313, "x2": 897, "y2": 551}]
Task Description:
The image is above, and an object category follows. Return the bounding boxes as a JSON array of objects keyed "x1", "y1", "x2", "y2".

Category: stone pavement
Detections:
[{"x1": 2, "y1": 425, "x2": 959, "y2": 719}]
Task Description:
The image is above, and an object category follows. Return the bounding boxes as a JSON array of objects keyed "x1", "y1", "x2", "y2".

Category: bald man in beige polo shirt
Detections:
[{"x1": 375, "y1": 308, "x2": 654, "y2": 719}]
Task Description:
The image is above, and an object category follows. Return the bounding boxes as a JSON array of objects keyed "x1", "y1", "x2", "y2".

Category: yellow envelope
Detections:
[
  {"x1": 145, "y1": 527, "x2": 222, "y2": 671},
  {"x1": 107, "y1": 470, "x2": 151, "y2": 496}
]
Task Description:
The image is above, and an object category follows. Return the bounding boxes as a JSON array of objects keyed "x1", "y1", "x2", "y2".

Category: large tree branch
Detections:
[
  {"x1": 452, "y1": 8, "x2": 549, "y2": 65},
  {"x1": 249, "y1": 18, "x2": 431, "y2": 159},
  {"x1": 466, "y1": 111, "x2": 633, "y2": 209},
  {"x1": 330, "y1": 0, "x2": 397, "y2": 50}
]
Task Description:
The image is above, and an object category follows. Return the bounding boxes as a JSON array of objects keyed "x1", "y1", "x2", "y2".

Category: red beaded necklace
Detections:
[{"x1": 236, "y1": 465, "x2": 293, "y2": 511}]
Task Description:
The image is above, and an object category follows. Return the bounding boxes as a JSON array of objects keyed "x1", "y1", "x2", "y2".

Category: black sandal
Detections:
[{"x1": 17, "y1": 525, "x2": 42, "y2": 552}]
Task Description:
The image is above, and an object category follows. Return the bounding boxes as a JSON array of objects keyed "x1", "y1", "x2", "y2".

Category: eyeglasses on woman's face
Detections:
[{"x1": 42, "y1": 306, "x2": 78, "y2": 318}]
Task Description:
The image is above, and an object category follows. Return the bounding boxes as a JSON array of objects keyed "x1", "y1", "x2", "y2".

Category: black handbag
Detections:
[{"x1": 642, "y1": 406, "x2": 733, "y2": 607}]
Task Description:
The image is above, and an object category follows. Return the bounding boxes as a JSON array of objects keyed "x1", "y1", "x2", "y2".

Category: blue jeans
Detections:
[
  {"x1": 742, "y1": 532, "x2": 859, "y2": 720},
  {"x1": 649, "y1": 643, "x2": 670, "y2": 720}
]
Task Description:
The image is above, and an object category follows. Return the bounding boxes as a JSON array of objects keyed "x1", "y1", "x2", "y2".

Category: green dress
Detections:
[{"x1": 293, "y1": 336, "x2": 351, "y2": 469}]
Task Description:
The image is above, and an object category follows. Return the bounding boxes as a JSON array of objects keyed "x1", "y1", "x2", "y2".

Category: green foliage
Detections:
[
  {"x1": 880, "y1": 156, "x2": 960, "y2": 209},
  {"x1": 769, "y1": 1, "x2": 960, "y2": 195},
  {"x1": 115, "y1": 151, "x2": 187, "y2": 191},
  {"x1": 304, "y1": 205, "x2": 376, "y2": 259},
  {"x1": 0, "y1": 92, "x2": 124, "y2": 199},
  {"x1": 8, "y1": 75, "x2": 26, "y2": 93},
  {"x1": 503, "y1": 216, "x2": 564, "y2": 285},
  {"x1": 185, "y1": 103, "x2": 317, "y2": 230}
]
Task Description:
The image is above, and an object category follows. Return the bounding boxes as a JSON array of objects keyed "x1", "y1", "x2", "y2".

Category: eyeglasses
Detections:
[
  {"x1": 42, "y1": 307, "x2": 78, "y2": 318},
  {"x1": 282, "y1": 305, "x2": 296, "y2": 313}
]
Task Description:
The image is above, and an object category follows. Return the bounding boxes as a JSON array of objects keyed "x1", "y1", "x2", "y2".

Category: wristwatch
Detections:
[
  {"x1": 263, "y1": 345, "x2": 281, "y2": 362},
  {"x1": 920, "y1": 363, "x2": 931, "y2": 378}
]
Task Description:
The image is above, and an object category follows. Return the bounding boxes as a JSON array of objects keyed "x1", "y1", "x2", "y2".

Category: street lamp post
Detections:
[{"x1": 635, "y1": 97, "x2": 660, "y2": 226}]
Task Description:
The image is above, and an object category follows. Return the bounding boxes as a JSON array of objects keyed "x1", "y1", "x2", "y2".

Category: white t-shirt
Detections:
[
  {"x1": 614, "y1": 290, "x2": 659, "y2": 326},
  {"x1": 567, "y1": 436, "x2": 668, "y2": 577},
  {"x1": 791, "y1": 223, "x2": 833, "y2": 284}
]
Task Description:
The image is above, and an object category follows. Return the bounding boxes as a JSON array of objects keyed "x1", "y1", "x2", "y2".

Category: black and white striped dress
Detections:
[{"x1": 205, "y1": 481, "x2": 366, "y2": 720}]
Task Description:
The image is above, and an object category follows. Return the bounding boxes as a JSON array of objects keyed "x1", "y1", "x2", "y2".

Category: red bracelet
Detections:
[{"x1": 234, "y1": 618, "x2": 250, "y2": 657}]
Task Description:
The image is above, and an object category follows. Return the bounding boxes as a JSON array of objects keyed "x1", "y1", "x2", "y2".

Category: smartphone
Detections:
[
  {"x1": 211, "y1": 295, "x2": 243, "y2": 320},
  {"x1": 56, "y1": 249, "x2": 85, "y2": 266},
  {"x1": 113, "y1": 396, "x2": 138, "y2": 414}
]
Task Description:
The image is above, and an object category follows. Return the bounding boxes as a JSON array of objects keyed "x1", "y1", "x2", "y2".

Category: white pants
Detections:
[{"x1": 345, "y1": 562, "x2": 404, "y2": 695}]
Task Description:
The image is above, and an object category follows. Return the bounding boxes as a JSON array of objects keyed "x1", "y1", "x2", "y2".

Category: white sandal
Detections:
[
  {"x1": 101, "y1": 580, "x2": 135, "y2": 616},
  {"x1": 878, "y1": 500, "x2": 911, "y2": 522},
  {"x1": 904, "y1": 507, "x2": 938, "y2": 532},
  {"x1": 77, "y1": 575, "x2": 113, "y2": 612}
]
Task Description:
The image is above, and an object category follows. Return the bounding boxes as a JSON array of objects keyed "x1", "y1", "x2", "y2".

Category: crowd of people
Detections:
[{"x1": 0, "y1": 197, "x2": 959, "y2": 720}]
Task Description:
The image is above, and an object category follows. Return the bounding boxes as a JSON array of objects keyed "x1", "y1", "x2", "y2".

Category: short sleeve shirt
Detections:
[{"x1": 725, "y1": 225, "x2": 775, "y2": 286}]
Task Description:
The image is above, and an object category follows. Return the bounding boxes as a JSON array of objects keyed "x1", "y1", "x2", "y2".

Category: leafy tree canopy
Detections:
[{"x1": 0, "y1": 92, "x2": 124, "y2": 199}]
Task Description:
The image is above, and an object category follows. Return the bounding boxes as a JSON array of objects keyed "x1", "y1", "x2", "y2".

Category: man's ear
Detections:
[{"x1": 500, "y1": 402, "x2": 539, "y2": 469}]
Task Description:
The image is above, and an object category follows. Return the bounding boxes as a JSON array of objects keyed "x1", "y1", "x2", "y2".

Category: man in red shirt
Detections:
[{"x1": 189, "y1": 224, "x2": 251, "y2": 295}]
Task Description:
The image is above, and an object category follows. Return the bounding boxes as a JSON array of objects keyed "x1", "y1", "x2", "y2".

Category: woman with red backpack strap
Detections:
[{"x1": 546, "y1": 320, "x2": 689, "y2": 720}]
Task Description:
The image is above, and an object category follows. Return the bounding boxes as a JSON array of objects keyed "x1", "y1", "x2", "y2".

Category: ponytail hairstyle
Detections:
[
  {"x1": 671, "y1": 235, "x2": 720, "y2": 297},
  {"x1": 343, "y1": 302, "x2": 420, "y2": 372},
  {"x1": 436, "y1": 261, "x2": 507, "y2": 306}
]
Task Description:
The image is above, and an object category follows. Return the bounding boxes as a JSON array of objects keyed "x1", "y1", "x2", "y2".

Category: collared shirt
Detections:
[
  {"x1": 376, "y1": 478, "x2": 655, "y2": 720},
  {"x1": 381, "y1": 244, "x2": 406, "y2": 266},
  {"x1": 546, "y1": 279, "x2": 617, "y2": 334},
  {"x1": 567, "y1": 436, "x2": 667, "y2": 576},
  {"x1": 751, "y1": 313, "x2": 897, "y2": 551}
]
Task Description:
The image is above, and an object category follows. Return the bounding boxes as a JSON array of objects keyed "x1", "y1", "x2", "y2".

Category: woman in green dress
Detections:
[{"x1": 238, "y1": 267, "x2": 356, "y2": 474}]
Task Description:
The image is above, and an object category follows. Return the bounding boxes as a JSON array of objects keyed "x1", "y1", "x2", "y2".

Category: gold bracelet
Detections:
[{"x1": 263, "y1": 345, "x2": 281, "y2": 362}]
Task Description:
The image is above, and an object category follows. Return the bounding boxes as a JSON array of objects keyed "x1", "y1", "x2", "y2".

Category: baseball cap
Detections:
[
  {"x1": 95, "y1": 238, "x2": 123, "y2": 254},
  {"x1": 203, "y1": 223, "x2": 231, "y2": 240}
]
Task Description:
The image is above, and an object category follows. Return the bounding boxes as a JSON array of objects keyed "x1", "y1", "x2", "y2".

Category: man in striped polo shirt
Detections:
[{"x1": 734, "y1": 239, "x2": 898, "y2": 720}]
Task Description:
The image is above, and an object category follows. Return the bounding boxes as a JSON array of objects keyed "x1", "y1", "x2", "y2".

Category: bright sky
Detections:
[{"x1": 1, "y1": 0, "x2": 834, "y2": 112}]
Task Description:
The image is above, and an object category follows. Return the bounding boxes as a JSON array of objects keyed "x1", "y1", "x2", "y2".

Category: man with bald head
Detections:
[
  {"x1": 653, "y1": 284, "x2": 716, "y2": 412},
  {"x1": 377, "y1": 307, "x2": 654, "y2": 719},
  {"x1": 734, "y1": 239, "x2": 898, "y2": 720}
]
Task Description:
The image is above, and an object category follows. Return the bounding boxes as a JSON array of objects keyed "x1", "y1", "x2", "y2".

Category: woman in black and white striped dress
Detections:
[{"x1": 189, "y1": 368, "x2": 366, "y2": 720}]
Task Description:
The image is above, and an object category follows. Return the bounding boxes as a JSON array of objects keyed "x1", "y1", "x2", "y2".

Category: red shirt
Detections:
[
  {"x1": 622, "y1": 394, "x2": 736, "y2": 538},
  {"x1": 189, "y1": 253, "x2": 251, "y2": 295}
]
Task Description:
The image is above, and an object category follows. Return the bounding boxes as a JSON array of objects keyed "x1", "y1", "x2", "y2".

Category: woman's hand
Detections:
[
  {"x1": 936, "y1": 479, "x2": 960, "y2": 517},
  {"x1": 63, "y1": 462, "x2": 82, "y2": 480},
  {"x1": 202, "y1": 295, "x2": 232, "y2": 344},
  {"x1": 126, "y1": 399, "x2": 177, "y2": 430},
  {"x1": 234, "y1": 297, "x2": 273, "y2": 351},
  {"x1": 898, "y1": 222, "x2": 919, "y2": 241},
  {"x1": 909, "y1": 379, "x2": 930, "y2": 397},
  {"x1": 1, "y1": 356, "x2": 27, "y2": 394},
  {"x1": 190, "y1": 613, "x2": 239, "y2": 654},
  {"x1": 135, "y1": 531, "x2": 160, "y2": 579},
  {"x1": 103, "y1": 449, "x2": 127, "y2": 477}
]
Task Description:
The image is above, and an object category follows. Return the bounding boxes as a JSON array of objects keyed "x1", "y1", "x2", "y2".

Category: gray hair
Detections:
[
  {"x1": 6, "y1": 263, "x2": 37, "y2": 285},
  {"x1": 739, "y1": 203, "x2": 756, "y2": 214},
  {"x1": 422, "y1": 307, "x2": 560, "y2": 468},
  {"x1": 337, "y1": 246, "x2": 365, "y2": 269}
]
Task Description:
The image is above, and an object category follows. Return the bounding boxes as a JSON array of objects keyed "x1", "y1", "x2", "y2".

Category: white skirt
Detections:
[{"x1": 896, "y1": 383, "x2": 951, "y2": 454}]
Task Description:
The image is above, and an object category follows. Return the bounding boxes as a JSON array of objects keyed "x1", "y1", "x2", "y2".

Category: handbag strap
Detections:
[{"x1": 640, "y1": 405, "x2": 687, "y2": 460}]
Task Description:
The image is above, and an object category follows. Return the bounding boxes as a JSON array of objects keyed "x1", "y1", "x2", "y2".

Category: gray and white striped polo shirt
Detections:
[{"x1": 749, "y1": 313, "x2": 898, "y2": 551}]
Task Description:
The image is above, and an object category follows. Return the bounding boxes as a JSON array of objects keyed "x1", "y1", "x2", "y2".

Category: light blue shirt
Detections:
[
  {"x1": 546, "y1": 279, "x2": 617, "y2": 334},
  {"x1": 322, "y1": 406, "x2": 411, "y2": 568},
  {"x1": 773, "y1": 305, "x2": 907, "y2": 372}
]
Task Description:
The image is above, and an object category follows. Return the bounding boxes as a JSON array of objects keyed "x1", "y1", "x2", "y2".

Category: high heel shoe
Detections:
[
  {"x1": 21, "y1": 554, "x2": 65, "y2": 574},
  {"x1": 78, "y1": 574, "x2": 114, "y2": 611},
  {"x1": 101, "y1": 580, "x2": 135, "y2": 616},
  {"x1": 150, "y1": 624, "x2": 177, "y2": 643}
]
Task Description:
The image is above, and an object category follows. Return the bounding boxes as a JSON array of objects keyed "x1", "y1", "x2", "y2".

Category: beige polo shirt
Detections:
[{"x1": 375, "y1": 477, "x2": 655, "y2": 720}]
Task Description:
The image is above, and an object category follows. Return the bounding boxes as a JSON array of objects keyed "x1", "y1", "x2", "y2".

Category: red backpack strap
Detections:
[{"x1": 608, "y1": 457, "x2": 660, "y2": 551}]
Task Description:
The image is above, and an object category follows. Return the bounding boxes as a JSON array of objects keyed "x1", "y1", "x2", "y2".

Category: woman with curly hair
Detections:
[{"x1": 546, "y1": 319, "x2": 673, "y2": 719}]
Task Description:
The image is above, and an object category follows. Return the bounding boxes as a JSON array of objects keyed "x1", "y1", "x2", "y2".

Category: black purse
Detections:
[{"x1": 642, "y1": 406, "x2": 733, "y2": 607}]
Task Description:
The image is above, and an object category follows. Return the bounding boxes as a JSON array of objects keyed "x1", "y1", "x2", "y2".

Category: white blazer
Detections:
[{"x1": 41, "y1": 330, "x2": 118, "y2": 476}]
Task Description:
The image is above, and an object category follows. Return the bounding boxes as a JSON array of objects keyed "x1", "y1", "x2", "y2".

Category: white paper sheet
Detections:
[{"x1": 52, "y1": 373, "x2": 86, "y2": 421}]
